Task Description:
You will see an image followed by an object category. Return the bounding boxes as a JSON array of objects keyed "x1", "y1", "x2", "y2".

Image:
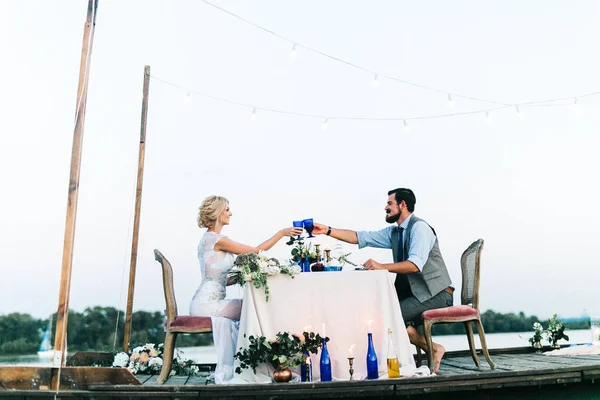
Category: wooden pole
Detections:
[
  {"x1": 51, "y1": 0, "x2": 98, "y2": 388},
  {"x1": 123, "y1": 65, "x2": 151, "y2": 352}
]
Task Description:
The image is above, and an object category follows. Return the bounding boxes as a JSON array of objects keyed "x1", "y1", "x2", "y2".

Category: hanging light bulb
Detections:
[
  {"x1": 447, "y1": 94, "x2": 455, "y2": 108},
  {"x1": 250, "y1": 108, "x2": 257, "y2": 121},
  {"x1": 322, "y1": 118, "x2": 329, "y2": 131},
  {"x1": 515, "y1": 105, "x2": 524, "y2": 120},
  {"x1": 485, "y1": 111, "x2": 492, "y2": 124},
  {"x1": 403, "y1": 120, "x2": 410, "y2": 133},
  {"x1": 290, "y1": 43, "x2": 297, "y2": 59},
  {"x1": 372, "y1": 74, "x2": 380, "y2": 88},
  {"x1": 184, "y1": 91, "x2": 192, "y2": 103}
]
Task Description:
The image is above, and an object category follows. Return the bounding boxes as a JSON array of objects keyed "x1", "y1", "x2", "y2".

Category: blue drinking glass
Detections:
[
  {"x1": 303, "y1": 218, "x2": 315, "y2": 238},
  {"x1": 293, "y1": 220, "x2": 304, "y2": 240}
]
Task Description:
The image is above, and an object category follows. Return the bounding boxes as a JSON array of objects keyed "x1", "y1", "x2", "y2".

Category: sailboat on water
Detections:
[
  {"x1": 37, "y1": 316, "x2": 67, "y2": 359},
  {"x1": 37, "y1": 318, "x2": 53, "y2": 359}
]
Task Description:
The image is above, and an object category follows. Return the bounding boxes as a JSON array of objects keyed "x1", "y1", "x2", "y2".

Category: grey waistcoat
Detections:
[{"x1": 391, "y1": 215, "x2": 452, "y2": 303}]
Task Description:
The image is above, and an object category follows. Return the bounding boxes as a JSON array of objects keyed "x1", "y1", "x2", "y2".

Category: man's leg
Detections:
[
  {"x1": 399, "y1": 291, "x2": 452, "y2": 373},
  {"x1": 406, "y1": 325, "x2": 445, "y2": 373}
]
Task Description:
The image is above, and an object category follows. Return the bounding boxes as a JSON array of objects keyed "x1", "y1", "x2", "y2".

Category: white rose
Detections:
[
  {"x1": 148, "y1": 357, "x2": 163, "y2": 371},
  {"x1": 264, "y1": 266, "x2": 280, "y2": 276},
  {"x1": 132, "y1": 346, "x2": 144, "y2": 354},
  {"x1": 113, "y1": 352, "x2": 130, "y2": 368},
  {"x1": 290, "y1": 265, "x2": 301, "y2": 275},
  {"x1": 258, "y1": 259, "x2": 269, "y2": 273}
]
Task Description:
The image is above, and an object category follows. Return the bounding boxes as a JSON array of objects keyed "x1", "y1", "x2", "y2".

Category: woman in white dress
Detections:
[{"x1": 190, "y1": 195, "x2": 302, "y2": 383}]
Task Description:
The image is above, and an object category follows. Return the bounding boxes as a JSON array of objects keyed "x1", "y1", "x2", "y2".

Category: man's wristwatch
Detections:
[{"x1": 326, "y1": 226, "x2": 332, "y2": 236}]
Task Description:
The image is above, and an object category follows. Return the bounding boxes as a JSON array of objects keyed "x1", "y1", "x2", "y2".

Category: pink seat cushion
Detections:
[
  {"x1": 422, "y1": 305, "x2": 479, "y2": 321},
  {"x1": 169, "y1": 316, "x2": 212, "y2": 330}
]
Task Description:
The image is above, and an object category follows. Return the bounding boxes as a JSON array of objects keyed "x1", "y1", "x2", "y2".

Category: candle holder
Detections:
[{"x1": 348, "y1": 357, "x2": 355, "y2": 380}]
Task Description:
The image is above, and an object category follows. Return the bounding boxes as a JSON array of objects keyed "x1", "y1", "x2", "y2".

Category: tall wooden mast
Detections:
[
  {"x1": 123, "y1": 65, "x2": 151, "y2": 352},
  {"x1": 52, "y1": 0, "x2": 98, "y2": 370}
]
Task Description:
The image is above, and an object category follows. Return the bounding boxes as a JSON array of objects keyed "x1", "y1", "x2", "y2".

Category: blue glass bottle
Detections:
[
  {"x1": 300, "y1": 350, "x2": 312, "y2": 382},
  {"x1": 320, "y1": 338, "x2": 332, "y2": 382},
  {"x1": 366, "y1": 332, "x2": 379, "y2": 379},
  {"x1": 302, "y1": 257, "x2": 311, "y2": 273}
]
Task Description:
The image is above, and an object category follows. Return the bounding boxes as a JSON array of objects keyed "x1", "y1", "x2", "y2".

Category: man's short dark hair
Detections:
[{"x1": 388, "y1": 188, "x2": 416, "y2": 212}]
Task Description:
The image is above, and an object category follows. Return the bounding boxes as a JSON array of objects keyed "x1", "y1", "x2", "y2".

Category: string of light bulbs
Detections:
[
  {"x1": 150, "y1": 75, "x2": 599, "y2": 132},
  {"x1": 199, "y1": 0, "x2": 512, "y2": 107}
]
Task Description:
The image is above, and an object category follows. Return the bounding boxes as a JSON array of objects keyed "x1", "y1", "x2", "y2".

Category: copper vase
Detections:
[{"x1": 272, "y1": 366, "x2": 293, "y2": 383}]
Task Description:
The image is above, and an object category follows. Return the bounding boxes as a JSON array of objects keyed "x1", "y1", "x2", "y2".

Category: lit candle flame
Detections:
[
  {"x1": 367, "y1": 320, "x2": 373, "y2": 332},
  {"x1": 348, "y1": 344, "x2": 356, "y2": 358}
]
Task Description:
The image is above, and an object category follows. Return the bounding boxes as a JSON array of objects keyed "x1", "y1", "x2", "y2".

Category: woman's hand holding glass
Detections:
[{"x1": 282, "y1": 226, "x2": 304, "y2": 238}]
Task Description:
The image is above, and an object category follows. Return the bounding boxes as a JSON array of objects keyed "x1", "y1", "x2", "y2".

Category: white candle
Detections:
[
  {"x1": 322, "y1": 322, "x2": 327, "y2": 338},
  {"x1": 348, "y1": 344, "x2": 355, "y2": 358},
  {"x1": 367, "y1": 320, "x2": 373, "y2": 333}
]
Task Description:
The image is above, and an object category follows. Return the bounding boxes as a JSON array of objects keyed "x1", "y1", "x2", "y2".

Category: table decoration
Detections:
[
  {"x1": 366, "y1": 321, "x2": 378, "y2": 379},
  {"x1": 348, "y1": 344, "x2": 356, "y2": 380},
  {"x1": 319, "y1": 327, "x2": 332, "y2": 382},
  {"x1": 229, "y1": 252, "x2": 301, "y2": 301},
  {"x1": 386, "y1": 328, "x2": 400, "y2": 378},
  {"x1": 234, "y1": 331, "x2": 328, "y2": 383}
]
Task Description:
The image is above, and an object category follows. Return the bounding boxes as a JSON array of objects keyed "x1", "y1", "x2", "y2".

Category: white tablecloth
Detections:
[{"x1": 228, "y1": 269, "x2": 416, "y2": 383}]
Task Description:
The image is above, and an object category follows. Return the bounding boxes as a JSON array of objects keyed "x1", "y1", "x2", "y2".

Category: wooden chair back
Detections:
[
  {"x1": 460, "y1": 238, "x2": 484, "y2": 310},
  {"x1": 153, "y1": 249, "x2": 178, "y2": 323}
]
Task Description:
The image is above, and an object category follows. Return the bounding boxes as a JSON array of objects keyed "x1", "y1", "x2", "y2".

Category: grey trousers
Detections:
[{"x1": 400, "y1": 289, "x2": 454, "y2": 326}]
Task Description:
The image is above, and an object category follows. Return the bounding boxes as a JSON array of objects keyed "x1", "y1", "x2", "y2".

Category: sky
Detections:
[{"x1": 1, "y1": 0, "x2": 599, "y2": 322}]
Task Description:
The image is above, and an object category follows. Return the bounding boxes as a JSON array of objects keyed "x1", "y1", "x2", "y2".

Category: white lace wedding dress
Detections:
[{"x1": 189, "y1": 232, "x2": 242, "y2": 384}]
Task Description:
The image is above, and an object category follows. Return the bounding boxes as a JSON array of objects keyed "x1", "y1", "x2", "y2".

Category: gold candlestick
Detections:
[
  {"x1": 324, "y1": 249, "x2": 332, "y2": 263},
  {"x1": 348, "y1": 357, "x2": 355, "y2": 380}
]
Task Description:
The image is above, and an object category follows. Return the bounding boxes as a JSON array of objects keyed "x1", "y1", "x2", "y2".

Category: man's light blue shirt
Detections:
[{"x1": 356, "y1": 214, "x2": 436, "y2": 272}]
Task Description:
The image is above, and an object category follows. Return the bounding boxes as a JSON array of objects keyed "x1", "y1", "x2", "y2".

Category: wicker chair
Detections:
[
  {"x1": 419, "y1": 239, "x2": 496, "y2": 372},
  {"x1": 154, "y1": 249, "x2": 212, "y2": 384}
]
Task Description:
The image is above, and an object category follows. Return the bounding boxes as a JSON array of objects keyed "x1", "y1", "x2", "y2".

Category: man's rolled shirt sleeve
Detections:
[
  {"x1": 356, "y1": 226, "x2": 394, "y2": 249},
  {"x1": 405, "y1": 221, "x2": 436, "y2": 272}
]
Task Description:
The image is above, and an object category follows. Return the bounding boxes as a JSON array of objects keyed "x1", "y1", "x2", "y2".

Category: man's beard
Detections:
[{"x1": 386, "y1": 212, "x2": 400, "y2": 224}]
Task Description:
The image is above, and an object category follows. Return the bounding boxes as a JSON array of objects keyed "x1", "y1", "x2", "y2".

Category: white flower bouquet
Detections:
[
  {"x1": 112, "y1": 342, "x2": 200, "y2": 376},
  {"x1": 229, "y1": 252, "x2": 300, "y2": 301}
]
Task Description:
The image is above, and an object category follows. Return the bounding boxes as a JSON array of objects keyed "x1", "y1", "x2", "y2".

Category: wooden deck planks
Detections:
[{"x1": 5, "y1": 353, "x2": 600, "y2": 399}]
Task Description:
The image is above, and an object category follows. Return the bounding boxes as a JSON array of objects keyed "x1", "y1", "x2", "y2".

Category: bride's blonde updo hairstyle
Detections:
[{"x1": 197, "y1": 195, "x2": 229, "y2": 228}]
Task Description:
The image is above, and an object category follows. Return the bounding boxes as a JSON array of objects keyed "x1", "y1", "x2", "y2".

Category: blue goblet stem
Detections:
[{"x1": 293, "y1": 220, "x2": 303, "y2": 240}]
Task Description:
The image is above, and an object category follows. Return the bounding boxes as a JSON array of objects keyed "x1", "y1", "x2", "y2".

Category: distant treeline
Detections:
[
  {"x1": 0, "y1": 307, "x2": 591, "y2": 355},
  {"x1": 0, "y1": 307, "x2": 212, "y2": 355}
]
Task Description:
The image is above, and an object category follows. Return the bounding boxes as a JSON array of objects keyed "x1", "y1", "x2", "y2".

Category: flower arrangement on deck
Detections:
[
  {"x1": 527, "y1": 314, "x2": 570, "y2": 350},
  {"x1": 112, "y1": 343, "x2": 200, "y2": 376},
  {"x1": 546, "y1": 314, "x2": 569, "y2": 348},
  {"x1": 234, "y1": 331, "x2": 328, "y2": 374},
  {"x1": 228, "y1": 252, "x2": 301, "y2": 301},
  {"x1": 528, "y1": 322, "x2": 546, "y2": 348}
]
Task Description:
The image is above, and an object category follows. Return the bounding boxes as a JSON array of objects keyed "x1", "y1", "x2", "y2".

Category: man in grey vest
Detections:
[{"x1": 313, "y1": 188, "x2": 453, "y2": 372}]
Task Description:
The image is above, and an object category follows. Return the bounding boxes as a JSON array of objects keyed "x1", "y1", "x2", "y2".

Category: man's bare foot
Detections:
[{"x1": 433, "y1": 343, "x2": 445, "y2": 373}]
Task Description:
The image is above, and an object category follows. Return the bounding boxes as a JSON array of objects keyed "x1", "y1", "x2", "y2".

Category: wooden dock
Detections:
[{"x1": 1, "y1": 351, "x2": 599, "y2": 399}]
